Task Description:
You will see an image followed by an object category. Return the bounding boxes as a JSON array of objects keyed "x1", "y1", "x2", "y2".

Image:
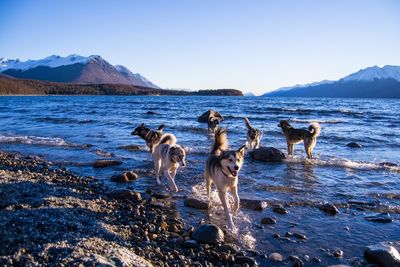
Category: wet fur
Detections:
[
  {"x1": 205, "y1": 128, "x2": 246, "y2": 231},
  {"x1": 152, "y1": 140, "x2": 186, "y2": 192},
  {"x1": 244, "y1": 117, "x2": 261, "y2": 151},
  {"x1": 278, "y1": 120, "x2": 321, "y2": 159}
]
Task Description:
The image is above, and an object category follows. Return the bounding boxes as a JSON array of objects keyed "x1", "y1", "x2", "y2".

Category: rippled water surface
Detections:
[{"x1": 1, "y1": 96, "x2": 399, "y2": 265}]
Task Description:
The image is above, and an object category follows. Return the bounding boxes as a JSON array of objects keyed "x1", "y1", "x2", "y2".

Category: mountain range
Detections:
[
  {"x1": 0, "y1": 54, "x2": 160, "y2": 89},
  {"x1": 263, "y1": 65, "x2": 400, "y2": 98}
]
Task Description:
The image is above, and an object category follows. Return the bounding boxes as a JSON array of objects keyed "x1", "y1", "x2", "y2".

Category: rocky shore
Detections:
[{"x1": 0, "y1": 152, "x2": 257, "y2": 266}]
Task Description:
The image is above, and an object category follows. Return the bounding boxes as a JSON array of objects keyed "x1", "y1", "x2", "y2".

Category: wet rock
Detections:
[
  {"x1": 272, "y1": 233, "x2": 280, "y2": 239},
  {"x1": 250, "y1": 147, "x2": 286, "y2": 162},
  {"x1": 346, "y1": 142, "x2": 362, "y2": 148},
  {"x1": 92, "y1": 159, "x2": 122, "y2": 168},
  {"x1": 183, "y1": 240, "x2": 199, "y2": 248},
  {"x1": 289, "y1": 255, "x2": 304, "y2": 267},
  {"x1": 272, "y1": 204, "x2": 289, "y2": 214},
  {"x1": 197, "y1": 110, "x2": 223, "y2": 123},
  {"x1": 364, "y1": 242, "x2": 400, "y2": 267},
  {"x1": 241, "y1": 198, "x2": 268, "y2": 210},
  {"x1": 319, "y1": 203, "x2": 339, "y2": 215},
  {"x1": 235, "y1": 256, "x2": 257, "y2": 266},
  {"x1": 328, "y1": 265, "x2": 350, "y2": 267},
  {"x1": 292, "y1": 232, "x2": 308, "y2": 240},
  {"x1": 312, "y1": 256, "x2": 322, "y2": 263},
  {"x1": 333, "y1": 249, "x2": 343, "y2": 258},
  {"x1": 146, "y1": 111, "x2": 157, "y2": 115},
  {"x1": 268, "y1": 252, "x2": 283, "y2": 262},
  {"x1": 246, "y1": 249, "x2": 259, "y2": 257},
  {"x1": 184, "y1": 198, "x2": 210, "y2": 210},
  {"x1": 119, "y1": 144, "x2": 141, "y2": 151},
  {"x1": 365, "y1": 213, "x2": 393, "y2": 223},
  {"x1": 192, "y1": 224, "x2": 224, "y2": 244},
  {"x1": 380, "y1": 162, "x2": 398, "y2": 167},
  {"x1": 152, "y1": 192, "x2": 170, "y2": 199},
  {"x1": 261, "y1": 216, "x2": 277, "y2": 225},
  {"x1": 217, "y1": 243, "x2": 240, "y2": 254},
  {"x1": 107, "y1": 189, "x2": 142, "y2": 201},
  {"x1": 110, "y1": 171, "x2": 139, "y2": 183}
]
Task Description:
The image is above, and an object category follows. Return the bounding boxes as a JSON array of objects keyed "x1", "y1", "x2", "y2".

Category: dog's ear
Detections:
[
  {"x1": 158, "y1": 125, "x2": 165, "y2": 132},
  {"x1": 140, "y1": 123, "x2": 144, "y2": 127},
  {"x1": 237, "y1": 145, "x2": 246, "y2": 157}
]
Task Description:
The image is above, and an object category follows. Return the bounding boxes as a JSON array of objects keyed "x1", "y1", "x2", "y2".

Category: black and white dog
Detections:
[
  {"x1": 205, "y1": 128, "x2": 246, "y2": 231},
  {"x1": 244, "y1": 117, "x2": 261, "y2": 151},
  {"x1": 131, "y1": 123, "x2": 175, "y2": 154}
]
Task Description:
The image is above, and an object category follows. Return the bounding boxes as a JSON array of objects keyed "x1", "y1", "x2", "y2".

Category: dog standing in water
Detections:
[
  {"x1": 152, "y1": 135, "x2": 186, "y2": 192},
  {"x1": 131, "y1": 123, "x2": 172, "y2": 153},
  {"x1": 278, "y1": 120, "x2": 321, "y2": 159},
  {"x1": 244, "y1": 117, "x2": 261, "y2": 151},
  {"x1": 205, "y1": 128, "x2": 246, "y2": 231}
]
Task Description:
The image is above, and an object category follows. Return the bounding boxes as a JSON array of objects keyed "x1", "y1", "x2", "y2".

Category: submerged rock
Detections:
[
  {"x1": 241, "y1": 198, "x2": 268, "y2": 210},
  {"x1": 319, "y1": 203, "x2": 339, "y2": 215},
  {"x1": 184, "y1": 198, "x2": 210, "y2": 210},
  {"x1": 118, "y1": 144, "x2": 141, "y2": 151},
  {"x1": 110, "y1": 171, "x2": 139, "y2": 183},
  {"x1": 197, "y1": 110, "x2": 223, "y2": 123},
  {"x1": 146, "y1": 111, "x2": 157, "y2": 115},
  {"x1": 217, "y1": 243, "x2": 240, "y2": 254},
  {"x1": 250, "y1": 147, "x2": 285, "y2": 162},
  {"x1": 364, "y1": 242, "x2": 400, "y2": 267},
  {"x1": 333, "y1": 249, "x2": 344, "y2": 258},
  {"x1": 93, "y1": 159, "x2": 122, "y2": 168},
  {"x1": 346, "y1": 142, "x2": 362, "y2": 148},
  {"x1": 192, "y1": 224, "x2": 224, "y2": 244},
  {"x1": 261, "y1": 216, "x2": 277, "y2": 225},
  {"x1": 272, "y1": 204, "x2": 289, "y2": 214},
  {"x1": 365, "y1": 213, "x2": 393, "y2": 223},
  {"x1": 289, "y1": 255, "x2": 304, "y2": 267}
]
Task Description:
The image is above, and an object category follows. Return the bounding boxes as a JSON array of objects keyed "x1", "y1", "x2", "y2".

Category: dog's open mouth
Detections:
[{"x1": 228, "y1": 167, "x2": 238, "y2": 177}]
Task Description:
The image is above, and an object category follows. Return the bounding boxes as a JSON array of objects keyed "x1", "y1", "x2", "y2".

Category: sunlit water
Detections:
[{"x1": 1, "y1": 96, "x2": 399, "y2": 265}]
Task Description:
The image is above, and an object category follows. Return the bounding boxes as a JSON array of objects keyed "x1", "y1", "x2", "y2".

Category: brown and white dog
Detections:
[
  {"x1": 208, "y1": 112, "x2": 222, "y2": 135},
  {"x1": 131, "y1": 123, "x2": 175, "y2": 154},
  {"x1": 278, "y1": 120, "x2": 321, "y2": 159},
  {"x1": 152, "y1": 136, "x2": 186, "y2": 192},
  {"x1": 244, "y1": 117, "x2": 261, "y2": 151},
  {"x1": 205, "y1": 128, "x2": 246, "y2": 231}
]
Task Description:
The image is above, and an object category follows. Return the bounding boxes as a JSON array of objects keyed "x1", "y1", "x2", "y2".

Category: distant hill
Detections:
[
  {"x1": 263, "y1": 65, "x2": 400, "y2": 98},
  {"x1": 0, "y1": 75, "x2": 243, "y2": 96},
  {"x1": 0, "y1": 54, "x2": 160, "y2": 89}
]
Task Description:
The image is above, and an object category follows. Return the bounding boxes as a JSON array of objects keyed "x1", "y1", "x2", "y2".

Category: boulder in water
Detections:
[
  {"x1": 364, "y1": 242, "x2": 400, "y2": 267},
  {"x1": 346, "y1": 142, "x2": 362, "y2": 148},
  {"x1": 197, "y1": 110, "x2": 223, "y2": 123},
  {"x1": 241, "y1": 198, "x2": 268, "y2": 210},
  {"x1": 93, "y1": 159, "x2": 122, "y2": 168},
  {"x1": 192, "y1": 224, "x2": 224, "y2": 244},
  {"x1": 110, "y1": 171, "x2": 139, "y2": 183},
  {"x1": 250, "y1": 147, "x2": 285, "y2": 162},
  {"x1": 184, "y1": 197, "x2": 210, "y2": 210}
]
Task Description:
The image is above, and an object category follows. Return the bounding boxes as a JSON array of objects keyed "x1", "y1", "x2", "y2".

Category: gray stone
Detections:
[
  {"x1": 93, "y1": 159, "x2": 122, "y2": 168},
  {"x1": 235, "y1": 256, "x2": 257, "y2": 266},
  {"x1": 319, "y1": 203, "x2": 339, "y2": 215},
  {"x1": 119, "y1": 144, "x2": 141, "y2": 151},
  {"x1": 289, "y1": 255, "x2": 304, "y2": 267},
  {"x1": 183, "y1": 240, "x2": 199, "y2": 248},
  {"x1": 217, "y1": 243, "x2": 240, "y2": 254},
  {"x1": 346, "y1": 142, "x2": 362, "y2": 148},
  {"x1": 107, "y1": 189, "x2": 142, "y2": 201},
  {"x1": 250, "y1": 147, "x2": 286, "y2": 162},
  {"x1": 268, "y1": 252, "x2": 283, "y2": 262},
  {"x1": 184, "y1": 198, "x2": 210, "y2": 210},
  {"x1": 333, "y1": 249, "x2": 343, "y2": 258},
  {"x1": 241, "y1": 198, "x2": 268, "y2": 210},
  {"x1": 192, "y1": 224, "x2": 224, "y2": 244},
  {"x1": 364, "y1": 242, "x2": 400, "y2": 267}
]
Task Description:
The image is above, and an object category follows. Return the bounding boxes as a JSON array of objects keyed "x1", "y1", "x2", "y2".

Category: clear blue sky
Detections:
[{"x1": 1, "y1": 0, "x2": 399, "y2": 94}]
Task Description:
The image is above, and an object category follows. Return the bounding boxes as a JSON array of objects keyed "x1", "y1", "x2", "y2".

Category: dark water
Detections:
[{"x1": 1, "y1": 96, "x2": 399, "y2": 265}]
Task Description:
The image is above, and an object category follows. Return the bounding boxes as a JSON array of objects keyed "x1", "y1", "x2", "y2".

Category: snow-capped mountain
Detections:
[
  {"x1": 274, "y1": 79, "x2": 334, "y2": 92},
  {"x1": 263, "y1": 65, "x2": 400, "y2": 98},
  {"x1": 0, "y1": 55, "x2": 160, "y2": 88},
  {"x1": 341, "y1": 65, "x2": 400, "y2": 82}
]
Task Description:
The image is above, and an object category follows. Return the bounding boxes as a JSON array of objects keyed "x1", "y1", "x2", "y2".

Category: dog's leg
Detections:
[
  {"x1": 154, "y1": 159, "x2": 162, "y2": 185},
  {"x1": 205, "y1": 173, "x2": 212, "y2": 201},
  {"x1": 290, "y1": 144, "x2": 295, "y2": 156},
  {"x1": 218, "y1": 189, "x2": 235, "y2": 231},
  {"x1": 304, "y1": 140, "x2": 311, "y2": 159},
  {"x1": 231, "y1": 186, "x2": 240, "y2": 215},
  {"x1": 286, "y1": 142, "x2": 291, "y2": 155},
  {"x1": 166, "y1": 168, "x2": 179, "y2": 192}
]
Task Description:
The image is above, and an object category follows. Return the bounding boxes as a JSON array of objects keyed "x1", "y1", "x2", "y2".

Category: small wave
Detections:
[
  {"x1": 289, "y1": 118, "x2": 345, "y2": 124},
  {"x1": 284, "y1": 156, "x2": 400, "y2": 172},
  {"x1": 0, "y1": 134, "x2": 83, "y2": 148},
  {"x1": 35, "y1": 117, "x2": 95, "y2": 124}
]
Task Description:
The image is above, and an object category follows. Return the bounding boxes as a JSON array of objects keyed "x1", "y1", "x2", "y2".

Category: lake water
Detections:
[{"x1": 1, "y1": 95, "x2": 399, "y2": 265}]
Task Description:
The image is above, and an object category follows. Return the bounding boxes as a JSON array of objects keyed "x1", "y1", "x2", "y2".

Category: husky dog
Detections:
[
  {"x1": 244, "y1": 117, "x2": 261, "y2": 150},
  {"x1": 208, "y1": 115, "x2": 221, "y2": 135},
  {"x1": 278, "y1": 120, "x2": 321, "y2": 159},
  {"x1": 152, "y1": 137, "x2": 186, "y2": 192},
  {"x1": 131, "y1": 123, "x2": 174, "y2": 153},
  {"x1": 205, "y1": 128, "x2": 246, "y2": 231}
]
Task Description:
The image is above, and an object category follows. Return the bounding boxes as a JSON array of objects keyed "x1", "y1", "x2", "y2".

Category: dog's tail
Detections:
[
  {"x1": 159, "y1": 133, "x2": 177, "y2": 146},
  {"x1": 244, "y1": 117, "x2": 252, "y2": 130},
  {"x1": 211, "y1": 128, "x2": 228, "y2": 155},
  {"x1": 308, "y1": 122, "x2": 321, "y2": 138}
]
